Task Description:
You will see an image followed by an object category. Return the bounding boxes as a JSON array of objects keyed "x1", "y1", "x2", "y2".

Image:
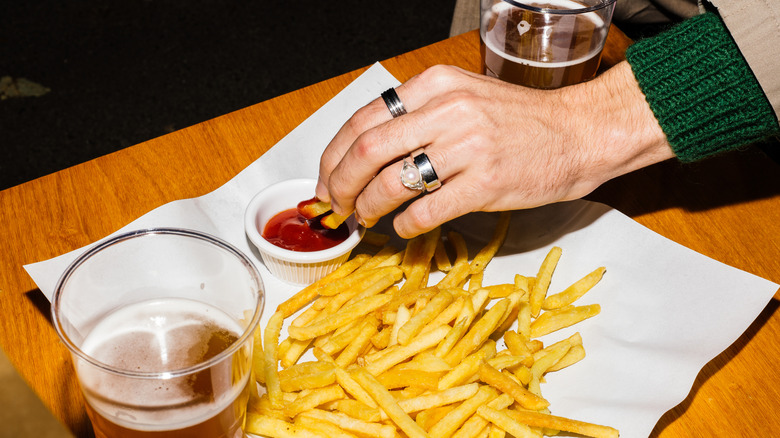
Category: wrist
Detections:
[{"x1": 563, "y1": 61, "x2": 674, "y2": 192}]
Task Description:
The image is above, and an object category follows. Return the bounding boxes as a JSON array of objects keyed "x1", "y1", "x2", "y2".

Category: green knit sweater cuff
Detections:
[{"x1": 625, "y1": 12, "x2": 780, "y2": 162}]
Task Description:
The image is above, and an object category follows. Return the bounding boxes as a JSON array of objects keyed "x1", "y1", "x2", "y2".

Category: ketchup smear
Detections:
[{"x1": 262, "y1": 208, "x2": 349, "y2": 252}]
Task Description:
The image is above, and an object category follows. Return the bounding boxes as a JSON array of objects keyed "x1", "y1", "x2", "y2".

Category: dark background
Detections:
[{"x1": 1, "y1": 1, "x2": 456, "y2": 190}]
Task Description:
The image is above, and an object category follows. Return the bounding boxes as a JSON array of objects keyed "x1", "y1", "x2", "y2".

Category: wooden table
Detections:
[{"x1": 1, "y1": 29, "x2": 779, "y2": 437}]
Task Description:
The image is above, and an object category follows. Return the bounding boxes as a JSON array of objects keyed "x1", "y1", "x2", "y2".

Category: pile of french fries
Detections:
[{"x1": 247, "y1": 212, "x2": 618, "y2": 438}]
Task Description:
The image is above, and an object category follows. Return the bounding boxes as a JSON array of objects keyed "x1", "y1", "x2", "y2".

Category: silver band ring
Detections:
[
  {"x1": 381, "y1": 88, "x2": 407, "y2": 118},
  {"x1": 399, "y1": 149, "x2": 441, "y2": 193},
  {"x1": 413, "y1": 151, "x2": 441, "y2": 192}
]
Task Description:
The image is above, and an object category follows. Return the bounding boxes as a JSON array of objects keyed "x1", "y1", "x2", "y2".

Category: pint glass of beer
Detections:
[
  {"x1": 481, "y1": 0, "x2": 616, "y2": 88},
  {"x1": 52, "y1": 228, "x2": 265, "y2": 438}
]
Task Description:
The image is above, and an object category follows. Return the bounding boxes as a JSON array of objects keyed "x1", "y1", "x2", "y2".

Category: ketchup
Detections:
[{"x1": 262, "y1": 208, "x2": 349, "y2": 252}]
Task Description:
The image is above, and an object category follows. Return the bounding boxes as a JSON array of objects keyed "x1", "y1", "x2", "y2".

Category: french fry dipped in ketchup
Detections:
[{"x1": 297, "y1": 197, "x2": 350, "y2": 230}]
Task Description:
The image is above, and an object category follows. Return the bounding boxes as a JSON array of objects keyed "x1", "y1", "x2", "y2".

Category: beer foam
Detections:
[{"x1": 78, "y1": 298, "x2": 250, "y2": 432}]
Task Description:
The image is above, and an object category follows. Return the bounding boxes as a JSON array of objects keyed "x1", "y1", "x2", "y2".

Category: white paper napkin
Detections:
[{"x1": 24, "y1": 63, "x2": 778, "y2": 437}]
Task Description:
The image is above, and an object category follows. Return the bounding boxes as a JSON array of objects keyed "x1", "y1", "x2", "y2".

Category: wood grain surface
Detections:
[{"x1": 1, "y1": 29, "x2": 778, "y2": 437}]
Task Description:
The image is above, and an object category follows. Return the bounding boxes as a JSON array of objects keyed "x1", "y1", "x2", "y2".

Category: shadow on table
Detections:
[
  {"x1": 649, "y1": 296, "x2": 780, "y2": 436},
  {"x1": 589, "y1": 146, "x2": 780, "y2": 217}
]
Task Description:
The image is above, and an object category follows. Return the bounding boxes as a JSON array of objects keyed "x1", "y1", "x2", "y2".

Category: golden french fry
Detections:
[
  {"x1": 284, "y1": 384, "x2": 345, "y2": 418},
  {"x1": 470, "y1": 212, "x2": 511, "y2": 274},
  {"x1": 325, "y1": 399, "x2": 382, "y2": 422},
  {"x1": 318, "y1": 266, "x2": 402, "y2": 297},
  {"x1": 277, "y1": 254, "x2": 369, "y2": 318},
  {"x1": 437, "y1": 260, "x2": 471, "y2": 289},
  {"x1": 504, "y1": 408, "x2": 620, "y2": 438},
  {"x1": 288, "y1": 294, "x2": 392, "y2": 341},
  {"x1": 401, "y1": 228, "x2": 441, "y2": 292},
  {"x1": 297, "y1": 409, "x2": 396, "y2": 438},
  {"x1": 377, "y1": 369, "x2": 443, "y2": 390},
  {"x1": 321, "y1": 211, "x2": 350, "y2": 230},
  {"x1": 438, "y1": 340, "x2": 496, "y2": 390},
  {"x1": 264, "y1": 311, "x2": 286, "y2": 409},
  {"x1": 253, "y1": 326, "x2": 266, "y2": 384},
  {"x1": 280, "y1": 367, "x2": 336, "y2": 392},
  {"x1": 361, "y1": 230, "x2": 392, "y2": 248},
  {"x1": 294, "y1": 415, "x2": 357, "y2": 438},
  {"x1": 448, "y1": 231, "x2": 469, "y2": 263},
  {"x1": 543, "y1": 266, "x2": 606, "y2": 310},
  {"x1": 451, "y1": 393, "x2": 515, "y2": 438},
  {"x1": 478, "y1": 360, "x2": 549, "y2": 411},
  {"x1": 246, "y1": 413, "x2": 313, "y2": 438},
  {"x1": 393, "y1": 352, "x2": 452, "y2": 373},
  {"x1": 364, "y1": 325, "x2": 450, "y2": 376},
  {"x1": 335, "y1": 316, "x2": 379, "y2": 368},
  {"x1": 422, "y1": 295, "x2": 466, "y2": 334},
  {"x1": 547, "y1": 344, "x2": 586, "y2": 372},
  {"x1": 503, "y1": 330, "x2": 532, "y2": 357},
  {"x1": 379, "y1": 383, "x2": 480, "y2": 421},
  {"x1": 427, "y1": 385, "x2": 498, "y2": 438},
  {"x1": 333, "y1": 367, "x2": 377, "y2": 408},
  {"x1": 530, "y1": 246, "x2": 563, "y2": 317},
  {"x1": 444, "y1": 298, "x2": 510, "y2": 366},
  {"x1": 530, "y1": 304, "x2": 601, "y2": 338},
  {"x1": 475, "y1": 406, "x2": 537, "y2": 438},
  {"x1": 398, "y1": 289, "x2": 454, "y2": 345},
  {"x1": 351, "y1": 367, "x2": 429, "y2": 438},
  {"x1": 434, "y1": 236, "x2": 453, "y2": 272},
  {"x1": 416, "y1": 405, "x2": 456, "y2": 432}
]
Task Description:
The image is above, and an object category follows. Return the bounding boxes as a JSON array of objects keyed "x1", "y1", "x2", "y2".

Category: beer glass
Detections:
[
  {"x1": 52, "y1": 228, "x2": 265, "y2": 438},
  {"x1": 480, "y1": 0, "x2": 616, "y2": 88}
]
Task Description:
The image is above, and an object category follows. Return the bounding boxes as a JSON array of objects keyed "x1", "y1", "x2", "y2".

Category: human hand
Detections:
[{"x1": 316, "y1": 63, "x2": 673, "y2": 238}]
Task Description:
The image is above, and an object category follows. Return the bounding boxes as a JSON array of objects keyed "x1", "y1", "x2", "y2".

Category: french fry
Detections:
[
  {"x1": 530, "y1": 246, "x2": 563, "y2": 317},
  {"x1": 416, "y1": 405, "x2": 456, "y2": 432},
  {"x1": 476, "y1": 406, "x2": 537, "y2": 438},
  {"x1": 397, "y1": 289, "x2": 454, "y2": 345},
  {"x1": 280, "y1": 367, "x2": 336, "y2": 392},
  {"x1": 277, "y1": 254, "x2": 369, "y2": 318},
  {"x1": 297, "y1": 199, "x2": 333, "y2": 219},
  {"x1": 364, "y1": 325, "x2": 450, "y2": 376},
  {"x1": 321, "y1": 211, "x2": 350, "y2": 230},
  {"x1": 325, "y1": 399, "x2": 382, "y2": 422},
  {"x1": 377, "y1": 368, "x2": 443, "y2": 390},
  {"x1": 444, "y1": 298, "x2": 510, "y2": 366},
  {"x1": 434, "y1": 237, "x2": 453, "y2": 272},
  {"x1": 334, "y1": 367, "x2": 377, "y2": 408},
  {"x1": 451, "y1": 393, "x2": 515, "y2": 438},
  {"x1": 264, "y1": 311, "x2": 286, "y2": 409},
  {"x1": 547, "y1": 344, "x2": 586, "y2": 372},
  {"x1": 253, "y1": 326, "x2": 266, "y2": 384},
  {"x1": 297, "y1": 409, "x2": 396, "y2": 438},
  {"x1": 379, "y1": 383, "x2": 481, "y2": 421},
  {"x1": 284, "y1": 384, "x2": 345, "y2": 417},
  {"x1": 294, "y1": 416, "x2": 357, "y2": 438},
  {"x1": 388, "y1": 304, "x2": 410, "y2": 347},
  {"x1": 246, "y1": 413, "x2": 316, "y2": 438},
  {"x1": 361, "y1": 230, "x2": 392, "y2": 248},
  {"x1": 351, "y1": 367, "x2": 429, "y2": 438},
  {"x1": 427, "y1": 384, "x2": 498, "y2": 438},
  {"x1": 288, "y1": 294, "x2": 392, "y2": 340},
  {"x1": 478, "y1": 360, "x2": 549, "y2": 411},
  {"x1": 470, "y1": 211, "x2": 511, "y2": 274},
  {"x1": 543, "y1": 266, "x2": 606, "y2": 310},
  {"x1": 335, "y1": 316, "x2": 379, "y2": 368},
  {"x1": 504, "y1": 408, "x2": 620, "y2": 438},
  {"x1": 438, "y1": 340, "x2": 496, "y2": 390},
  {"x1": 530, "y1": 304, "x2": 601, "y2": 338}
]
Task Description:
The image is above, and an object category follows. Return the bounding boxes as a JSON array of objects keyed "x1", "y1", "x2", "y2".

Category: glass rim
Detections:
[
  {"x1": 500, "y1": 0, "x2": 617, "y2": 14},
  {"x1": 51, "y1": 227, "x2": 265, "y2": 379}
]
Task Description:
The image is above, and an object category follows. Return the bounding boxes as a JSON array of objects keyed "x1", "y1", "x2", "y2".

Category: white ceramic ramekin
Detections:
[{"x1": 244, "y1": 178, "x2": 364, "y2": 285}]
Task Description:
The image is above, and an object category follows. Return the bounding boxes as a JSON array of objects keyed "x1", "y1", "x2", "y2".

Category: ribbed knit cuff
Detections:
[{"x1": 625, "y1": 12, "x2": 780, "y2": 162}]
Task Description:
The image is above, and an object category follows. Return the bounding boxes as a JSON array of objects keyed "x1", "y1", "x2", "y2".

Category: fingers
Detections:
[{"x1": 316, "y1": 66, "x2": 473, "y2": 210}]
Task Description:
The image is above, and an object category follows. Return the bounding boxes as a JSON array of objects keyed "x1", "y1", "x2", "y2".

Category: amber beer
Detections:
[
  {"x1": 76, "y1": 298, "x2": 252, "y2": 438},
  {"x1": 481, "y1": 0, "x2": 610, "y2": 89}
]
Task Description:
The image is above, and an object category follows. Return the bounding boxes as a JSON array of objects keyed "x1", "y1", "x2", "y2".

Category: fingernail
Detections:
[{"x1": 315, "y1": 179, "x2": 330, "y2": 202}]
